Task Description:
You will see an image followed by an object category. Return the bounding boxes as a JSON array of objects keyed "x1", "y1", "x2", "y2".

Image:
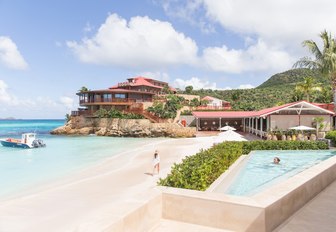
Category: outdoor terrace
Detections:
[{"x1": 79, "y1": 98, "x2": 153, "y2": 105}]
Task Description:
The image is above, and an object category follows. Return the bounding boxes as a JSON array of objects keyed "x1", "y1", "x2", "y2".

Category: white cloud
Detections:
[
  {"x1": 160, "y1": 0, "x2": 214, "y2": 34},
  {"x1": 159, "y1": 0, "x2": 336, "y2": 74},
  {"x1": 202, "y1": 0, "x2": 336, "y2": 47},
  {"x1": 202, "y1": 39, "x2": 293, "y2": 73},
  {"x1": 238, "y1": 84, "x2": 254, "y2": 89},
  {"x1": 0, "y1": 80, "x2": 75, "y2": 118},
  {"x1": 174, "y1": 77, "x2": 217, "y2": 90},
  {"x1": 59, "y1": 96, "x2": 75, "y2": 110},
  {"x1": 67, "y1": 13, "x2": 198, "y2": 68},
  {"x1": 0, "y1": 36, "x2": 28, "y2": 70},
  {"x1": 0, "y1": 80, "x2": 13, "y2": 103},
  {"x1": 139, "y1": 72, "x2": 170, "y2": 83}
]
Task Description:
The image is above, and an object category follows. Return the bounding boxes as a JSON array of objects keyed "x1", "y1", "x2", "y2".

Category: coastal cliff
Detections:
[{"x1": 50, "y1": 116, "x2": 196, "y2": 138}]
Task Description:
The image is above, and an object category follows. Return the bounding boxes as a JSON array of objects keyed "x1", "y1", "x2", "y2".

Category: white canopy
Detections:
[
  {"x1": 214, "y1": 130, "x2": 247, "y2": 143},
  {"x1": 219, "y1": 126, "x2": 236, "y2": 131},
  {"x1": 289, "y1": 125, "x2": 316, "y2": 130}
]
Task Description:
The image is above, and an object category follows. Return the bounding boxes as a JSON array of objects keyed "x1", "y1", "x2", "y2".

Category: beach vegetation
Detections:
[
  {"x1": 94, "y1": 108, "x2": 144, "y2": 119},
  {"x1": 158, "y1": 140, "x2": 328, "y2": 191},
  {"x1": 147, "y1": 94, "x2": 184, "y2": 118},
  {"x1": 325, "y1": 130, "x2": 336, "y2": 144},
  {"x1": 65, "y1": 113, "x2": 71, "y2": 122}
]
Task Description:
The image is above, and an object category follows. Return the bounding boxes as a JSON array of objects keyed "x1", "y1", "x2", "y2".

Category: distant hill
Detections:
[
  {"x1": 180, "y1": 68, "x2": 332, "y2": 111},
  {"x1": 257, "y1": 68, "x2": 329, "y2": 89}
]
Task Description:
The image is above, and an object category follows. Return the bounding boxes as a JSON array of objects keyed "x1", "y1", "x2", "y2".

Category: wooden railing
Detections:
[
  {"x1": 79, "y1": 98, "x2": 136, "y2": 104},
  {"x1": 71, "y1": 106, "x2": 166, "y2": 123},
  {"x1": 79, "y1": 98, "x2": 153, "y2": 105},
  {"x1": 124, "y1": 108, "x2": 166, "y2": 123},
  {"x1": 71, "y1": 110, "x2": 95, "y2": 117}
]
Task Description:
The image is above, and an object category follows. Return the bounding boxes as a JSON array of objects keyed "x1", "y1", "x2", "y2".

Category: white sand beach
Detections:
[{"x1": 0, "y1": 137, "x2": 215, "y2": 232}]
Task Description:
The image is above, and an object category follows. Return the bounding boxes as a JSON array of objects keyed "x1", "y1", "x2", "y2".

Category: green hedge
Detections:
[
  {"x1": 158, "y1": 140, "x2": 328, "y2": 191},
  {"x1": 326, "y1": 131, "x2": 336, "y2": 144}
]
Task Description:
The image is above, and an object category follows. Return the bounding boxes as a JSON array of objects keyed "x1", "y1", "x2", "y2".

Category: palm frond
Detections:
[
  {"x1": 302, "y1": 40, "x2": 323, "y2": 61},
  {"x1": 293, "y1": 57, "x2": 319, "y2": 69}
]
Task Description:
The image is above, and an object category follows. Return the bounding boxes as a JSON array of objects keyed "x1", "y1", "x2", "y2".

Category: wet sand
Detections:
[{"x1": 0, "y1": 137, "x2": 214, "y2": 232}]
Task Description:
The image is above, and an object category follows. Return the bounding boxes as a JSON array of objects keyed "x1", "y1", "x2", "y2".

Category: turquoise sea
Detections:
[{"x1": 0, "y1": 119, "x2": 161, "y2": 199}]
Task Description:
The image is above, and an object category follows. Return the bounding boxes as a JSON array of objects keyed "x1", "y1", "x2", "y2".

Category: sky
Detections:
[{"x1": 1, "y1": 0, "x2": 336, "y2": 119}]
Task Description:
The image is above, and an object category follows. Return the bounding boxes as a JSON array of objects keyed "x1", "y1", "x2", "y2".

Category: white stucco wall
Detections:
[
  {"x1": 208, "y1": 99, "x2": 222, "y2": 107},
  {"x1": 270, "y1": 115, "x2": 332, "y2": 131}
]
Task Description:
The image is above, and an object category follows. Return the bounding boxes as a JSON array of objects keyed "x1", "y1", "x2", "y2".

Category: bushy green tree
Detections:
[
  {"x1": 294, "y1": 30, "x2": 336, "y2": 108},
  {"x1": 185, "y1": 85, "x2": 193, "y2": 94}
]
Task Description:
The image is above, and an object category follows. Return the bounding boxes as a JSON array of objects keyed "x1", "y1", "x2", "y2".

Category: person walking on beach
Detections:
[{"x1": 152, "y1": 150, "x2": 160, "y2": 175}]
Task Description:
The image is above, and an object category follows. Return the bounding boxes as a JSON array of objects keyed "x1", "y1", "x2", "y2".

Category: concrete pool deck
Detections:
[
  {"x1": 153, "y1": 153, "x2": 336, "y2": 232},
  {"x1": 274, "y1": 179, "x2": 336, "y2": 232}
]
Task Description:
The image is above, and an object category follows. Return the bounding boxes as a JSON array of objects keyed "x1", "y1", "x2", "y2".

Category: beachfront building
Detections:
[
  {"x1": 197, "y1": 96, "x2": 231, "y2": 110},
  {"x1": 72, "y1": 76, "x2": 176, "y2": 116},
  {"x1": 193, "y1": 101, "x2": 335, "y2": 137}
]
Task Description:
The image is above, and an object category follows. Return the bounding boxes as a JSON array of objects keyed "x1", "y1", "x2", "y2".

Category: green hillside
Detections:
[
  {"x1": 257, "y1": 68, "x2": 329, "y2": 89},
  {"x1": 181, "y1": 69, "x2": 332, "y2": 111}
]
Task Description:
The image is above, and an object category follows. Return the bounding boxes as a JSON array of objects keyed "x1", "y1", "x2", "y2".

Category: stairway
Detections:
[{"x1": 125, "y1": 108, "x2": 164, "y2": 123}]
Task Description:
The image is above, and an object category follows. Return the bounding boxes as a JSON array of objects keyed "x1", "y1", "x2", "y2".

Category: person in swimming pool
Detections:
[{"x1": 273, "y1": 157, "x2": 280, "y2": 164}]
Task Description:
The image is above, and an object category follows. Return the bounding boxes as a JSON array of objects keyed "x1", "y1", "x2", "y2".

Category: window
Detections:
[
  {"x1": 103, "y1": 94, "x2": 112, "y2": 102},
  {"x1": 115, "y1": 94, "x2": 126, "y2": 98}
]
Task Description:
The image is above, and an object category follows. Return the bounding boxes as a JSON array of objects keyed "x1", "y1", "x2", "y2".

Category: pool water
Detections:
[{"x1": 224, "y1": 150, "x2": 336, "y2": 196}]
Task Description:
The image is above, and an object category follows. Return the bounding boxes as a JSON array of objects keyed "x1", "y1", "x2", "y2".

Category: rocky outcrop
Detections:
[{"x1": 51, "y1": 116, "x2": 196, "y2": 138}]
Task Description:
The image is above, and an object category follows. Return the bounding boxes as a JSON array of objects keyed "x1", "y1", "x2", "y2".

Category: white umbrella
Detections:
[
  {"x1": 214, "y1": 130, "x2": 247, "y2": 143},
  {"x1": 219, "y1": 125, "x2": 236, "y2": 131},
  {"x1": 289, "y1": 125, "x2": 316, "y2": 131}
]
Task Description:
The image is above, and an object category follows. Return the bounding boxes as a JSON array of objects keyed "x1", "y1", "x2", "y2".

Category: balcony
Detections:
[
  {"x1": 79, "y1": 98, "x2": 136, "y2": 106},
  {"x1": 71, "y1": 109, "x2": 95, "y2": 117}
]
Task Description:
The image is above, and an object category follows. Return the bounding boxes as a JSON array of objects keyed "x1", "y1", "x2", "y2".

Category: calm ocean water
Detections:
[{"x1": 0, "y1": 119, "x2": 162, "y2": 199}]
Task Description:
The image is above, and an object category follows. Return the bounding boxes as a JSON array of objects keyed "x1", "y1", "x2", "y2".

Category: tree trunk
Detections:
[
  {"x1": 334, "y1": 88, "x2": 336, "y2": 110},
  {"x1": 331, "y1": 72, "x2": 336, "y2": 112}
]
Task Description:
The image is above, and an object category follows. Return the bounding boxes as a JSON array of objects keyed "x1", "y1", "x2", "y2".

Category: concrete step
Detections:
[{"x1": 150, "y1": 219, "x2": 233, "y2": 232}]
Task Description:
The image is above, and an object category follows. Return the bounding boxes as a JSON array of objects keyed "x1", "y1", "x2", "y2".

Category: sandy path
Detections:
[{"x1": 0, "y1": 137, "x2": 214, "y2": 232}]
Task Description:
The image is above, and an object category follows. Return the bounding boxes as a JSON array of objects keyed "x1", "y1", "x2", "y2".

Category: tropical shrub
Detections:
[
  {"x1": 158, "y1": 140, "x2": 328, "y2": 191},
  {"x1": 326, "y1": 130, "x2": 336, "y2": 144},
  {"x1": 147, "y1": 94, "x2": 185, "y2": 118},
  {"x1": 94, "y1": 108, "x2": 144, "y2": 119}
]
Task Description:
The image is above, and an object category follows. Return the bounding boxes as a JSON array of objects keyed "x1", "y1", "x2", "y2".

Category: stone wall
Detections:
[{"x1": 50, "y1": 116, "x2": 196, "y2": 138}]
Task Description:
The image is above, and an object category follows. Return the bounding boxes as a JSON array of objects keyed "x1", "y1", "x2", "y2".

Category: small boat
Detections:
[{"x1": 0, "y1": 133, "x2": 46, "y2": 148}]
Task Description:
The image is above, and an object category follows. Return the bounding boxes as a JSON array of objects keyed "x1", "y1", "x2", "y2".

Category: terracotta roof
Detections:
[
  {"x1": 257, "y1": 101, "x2": 335, "y2": 117},
  {"x1": 202, "y1": 96, "x2": 229, "y2": 103},
  {"x1": 131, "y1": 77, "x2": 162, "y2": 88},
  {"x1": 193, "y1": 111, "x2": 256, "y2": 118},
  {"x1": 77, "y1": 88, "x2": 155, "y2": 95},
  {"x1": 109, "y1": 76, "x2": 176, "y2": 90},
  {"x1": 312, "y1": 103, "x2": 334, "y2": 112},
  {"x1": 193, "y1": 101, "x2": 335, "y2": 118}
]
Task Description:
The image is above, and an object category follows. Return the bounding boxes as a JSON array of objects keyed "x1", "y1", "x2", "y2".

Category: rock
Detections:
[{"x1": 50, "y1": 117, "x2": 196, "y2": 138}]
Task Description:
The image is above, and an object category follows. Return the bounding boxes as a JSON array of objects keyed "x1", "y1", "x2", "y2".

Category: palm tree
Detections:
[
  {"x1": 295, "y1": 77, "x2": 321, "y2": 102},
  {"x1": 294, "y1": 30, "x2": 336, "y2": 108},
  {"x1": 78, "y1": 86, "x2": 89, "y2": 93}
]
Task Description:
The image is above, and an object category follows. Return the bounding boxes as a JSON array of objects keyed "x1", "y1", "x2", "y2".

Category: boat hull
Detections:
[{"x1": 0, "y1": 140, "x2": 31, "y2": 148}]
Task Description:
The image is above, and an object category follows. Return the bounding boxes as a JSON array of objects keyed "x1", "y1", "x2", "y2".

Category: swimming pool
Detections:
[{"x1": 215, "y1": 150, "x2": 336, "y2": 196}]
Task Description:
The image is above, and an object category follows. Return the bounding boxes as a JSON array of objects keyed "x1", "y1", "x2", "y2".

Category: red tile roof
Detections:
[
  {"x1": 77, "y1": 88, "x2": 155, "y2": 95},
  {"x1": 193, "y1": 101, "x2": 335, "y2": 118},
  {"x1": 202, "y1": 96, "x2": 229, "y2": 103},
  {"x1": 193, "y1": 111, "x2": 256, "y2": 118}
]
